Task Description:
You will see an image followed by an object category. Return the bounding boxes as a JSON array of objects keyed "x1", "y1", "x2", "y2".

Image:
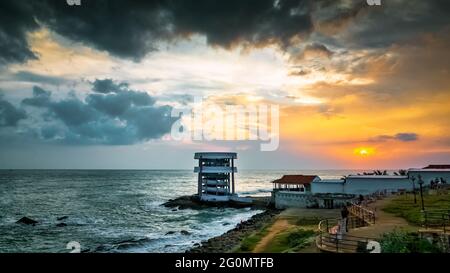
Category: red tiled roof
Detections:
[
  {"x1": 272, "y1": 175, "x2": 318, "y2": 185},
  {"x1": 423, "y1": 165, "x2": 450, "y2": 169}
]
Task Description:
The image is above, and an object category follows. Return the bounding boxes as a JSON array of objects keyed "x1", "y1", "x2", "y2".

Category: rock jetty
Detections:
[{"x1": 162, "y1": 194, "x2": 271, "y2": 210}]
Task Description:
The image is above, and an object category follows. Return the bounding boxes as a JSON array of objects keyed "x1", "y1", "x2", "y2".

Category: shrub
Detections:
[{"x1": 380, "y1": 230, "x2": 442, "y2": 253}]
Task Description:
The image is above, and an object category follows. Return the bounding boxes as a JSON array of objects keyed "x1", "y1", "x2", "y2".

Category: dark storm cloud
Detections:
[
  {"x1": 335, "y1": 0, "x2": 450, "y2": 49},
  {"x1": 19, "y1": 80, "x2": 176, "y2": 145},
  {"x1": 0, "y1": 94, "x2": 27, "y2": 127},
  {"x1": 91, "y1": 79, "x2": 129, "y2": 94},
  {"x1": 22, "y1": 86, "x2": 52, "y2": 107},
  {"x1": 291, "y1": 42, "x2": 333, "y2": 61},
  {"x1": 0, "y1": 1, "x2": 39, "y2": 64},
  {"x1": 1, "y1": 0, "x2": 315, "y2": 62},
  {"x1": 165, "y1": 0, "x2": 312, "y2": 49},
  {"x1": 1, "y1": 0, "x2": 449, "y2": 64},
  {"x1": 370, "y1": 133, "x2": 419, "y2": 143}
]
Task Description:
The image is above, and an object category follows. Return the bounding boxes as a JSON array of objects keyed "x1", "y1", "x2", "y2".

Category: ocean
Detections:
[{"x1": 0, "y1": 169, "x2": 360, "y2": 253}]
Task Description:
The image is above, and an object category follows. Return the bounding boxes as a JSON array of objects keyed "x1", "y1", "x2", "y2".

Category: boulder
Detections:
[
  {"x1": 56, "y1": 223, "x2": 67, "y2": 227},
  {"x1": 180, "y1": 230, "x2": 191, "y2": 235},
  {"x1": 16, "y1": 217, "x2": 38, "y2": 225},
  {"x1": 165, "y1": 231, "x2": 175, "y2": 235}
]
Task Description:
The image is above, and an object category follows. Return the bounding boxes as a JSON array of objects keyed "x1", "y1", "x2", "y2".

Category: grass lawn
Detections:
[
  {"x1": 258, "y1": 227, "x2": 316, "y2": 253},
  {"x1": 382, "y1": 192, "x2": 450, "y2": 225},
  {"x1": 235, "y1": 220, "x2": 274, "y2": 252},
  {"x1": 235, "y1": 215, "x2": 320, "y2": 253}
]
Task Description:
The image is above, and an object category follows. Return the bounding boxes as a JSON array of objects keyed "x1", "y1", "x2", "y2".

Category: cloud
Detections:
[
  {"x1": 11, "y1": 71, "x2": 68, "y2": 85},
  {"x1": 288, "y1": 69, "x2": 310, "y2": 76},
  {"x1": 371, "y1": 133, "x2": 419, "y2": 143},
  {"x1": 0, "y1": 1, "x2": 39, "y2": 64},
  {"x1": 19, "y1": 80, "x2": 177, "y2": 145},
  {"x1": 22, "y1": 86, "x2": 52, "y2": 107},
  {"x1": 1, "y1": 0, "x2": 315, "y2": 63},
  {"x1": 291, "y1": 43, "x2": 333, "y2": 61},
  {"x1": 332, "y1": 0, "x2": 450, "y2": 49},
  {"x1": 91, "y1": 79, "x2": 129, "y2": 94},
  {"x1": 0, "y1": 94, "x2": 27, "y2": 127},
  {"x1": 1, "y1": 0, "x2": 449, "y2": 65}
]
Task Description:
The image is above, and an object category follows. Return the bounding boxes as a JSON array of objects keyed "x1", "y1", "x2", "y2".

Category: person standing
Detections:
[{"x1": 341, "y1": 205, "x2": 349, "y2": 232}]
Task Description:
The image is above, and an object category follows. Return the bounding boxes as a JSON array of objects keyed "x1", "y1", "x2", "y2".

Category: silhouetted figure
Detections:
[
  {"x1": 341, "y1": 206, "x2": 349, "y2": 232},
  {"x1": 358, "y1": 194, "x2": 364, "y2": 205}
]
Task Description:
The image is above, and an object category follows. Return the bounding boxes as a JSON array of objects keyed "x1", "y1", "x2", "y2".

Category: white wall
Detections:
[
  {"x1": 311, "y1": 181, "x2": 345, "y2": 194},
  {"x1": 344, "y1": 177, "x2": 411, "y2": 195},
  {"x1": 273, "y1": 191, "x2": 313, "y2": 209},
  {"x1": 408, "y1": 170, "x2": 450, "y2": 186}
]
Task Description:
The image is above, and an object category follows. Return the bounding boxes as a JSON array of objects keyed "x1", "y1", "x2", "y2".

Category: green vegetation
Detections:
[
  {"x1": 380, "y1": 230, "x2": 442, "y2": 253},
  {"x1": 261, "y1": 228, "x2": 315, "y2": 253},
  {"x1": 292, "y1": 217, "x2": 321, "y2": 226},
  {"x1": 382, "y1": 193, "x2": 450, "y2": 225},
  {"x1": 236, "y1": 222, "x2": 273, "y2": 252}
]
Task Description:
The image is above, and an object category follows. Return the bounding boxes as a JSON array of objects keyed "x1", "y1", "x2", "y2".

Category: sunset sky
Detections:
[{"x1": 0, "y1": 0, "x2": 449, "y2": 169}]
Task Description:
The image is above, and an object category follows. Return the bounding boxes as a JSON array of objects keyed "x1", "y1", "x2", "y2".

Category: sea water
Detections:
[{"x1": 0, "y1": 169, "x2": 357, "y2": 253}]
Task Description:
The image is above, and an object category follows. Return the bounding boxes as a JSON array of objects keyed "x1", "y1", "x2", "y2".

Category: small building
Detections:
[
  {"x1": 271, "y1": 164, "x2": 450, "y2": 209},
  {"x1": 343, "y1": 175, "x2": 410, "y2": 195},
  {"x1": 272, "y1": 175, "x2": 319, "y2": 193},
  {"x1": 271, "y1": 175, "x2": 354, "y2": 209},
  {"x1": 408, "y1": 166, "x2": 450, "y2": 186}
]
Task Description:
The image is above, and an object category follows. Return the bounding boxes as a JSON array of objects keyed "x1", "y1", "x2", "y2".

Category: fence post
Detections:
[
  {"x1": 335, "y1": 233, "x2": 339, "y2": 252},
  {"x1": 424, "y1": 211, "x2": 428, "y2": 229},
  {"x1": 443, "y1": 214, "x2": 446, "y2": 234}
]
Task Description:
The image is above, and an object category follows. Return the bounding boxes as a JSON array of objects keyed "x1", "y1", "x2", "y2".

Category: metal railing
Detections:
[
  {"x1": 422, "y1": 209, "x2": 450, "y2": 233},
  {"x1": 316, "y1": 205, "x2": 377, "y2": 253},
  {"x1": 317, "y1": 232, "x2": 377, "y2": 253},
  {"x1": 348, "y1": 203, "x2": 376, "y2": 225}
]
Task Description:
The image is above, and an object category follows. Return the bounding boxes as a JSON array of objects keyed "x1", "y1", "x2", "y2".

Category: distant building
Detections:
[
  {"x1": 313, "y1": 175, "x2": 411, "y2": 195},
  {"x1": 272, "y1": 175, "x2": 319, "y2": 193},
  {"x1": 194, "y1": 152, "x2": 238, "y2": 202},
  {"x1": 271, "y1": 165, "x2": 450, "y2": 209},
  {"x1": 407, "y1": 167, "x2": 450, "y2": 185}
]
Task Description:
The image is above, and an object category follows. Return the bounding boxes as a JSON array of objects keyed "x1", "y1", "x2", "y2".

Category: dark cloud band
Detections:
[{"x1": 18, "y1": 79, "x2": 177, "y2": 145}]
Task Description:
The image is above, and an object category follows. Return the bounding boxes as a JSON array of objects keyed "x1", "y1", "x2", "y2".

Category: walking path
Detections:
[
  {"x1": 347, "y1": 196, "x2": 417, "y2": 238},
  {"x1": 253, "y1": 219, "x2": 291, "y2": 253}
]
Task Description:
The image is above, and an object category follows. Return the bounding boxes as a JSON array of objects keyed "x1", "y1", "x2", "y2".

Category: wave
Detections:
[{"x1": 239, "y1": 189, "x2": 272, "y2": 195}]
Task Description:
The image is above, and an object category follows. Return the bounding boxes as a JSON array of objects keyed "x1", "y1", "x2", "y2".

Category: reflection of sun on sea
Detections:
[{"x1": 354, "y1": 147, "x2": 375, "y2": 157}]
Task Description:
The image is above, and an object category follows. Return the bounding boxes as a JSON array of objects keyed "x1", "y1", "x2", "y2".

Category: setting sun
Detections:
[{"x1": 354, "y1": 147, "x2": 375, "y2": 157}]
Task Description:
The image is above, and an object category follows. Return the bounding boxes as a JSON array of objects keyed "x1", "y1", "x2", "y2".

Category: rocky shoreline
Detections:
[
  {"x1": 186, "y1": 209, "x2": 282, "y2": 253},
  {"x1": 162, "y1": 194, "x2": 270, "y2": 210}
]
